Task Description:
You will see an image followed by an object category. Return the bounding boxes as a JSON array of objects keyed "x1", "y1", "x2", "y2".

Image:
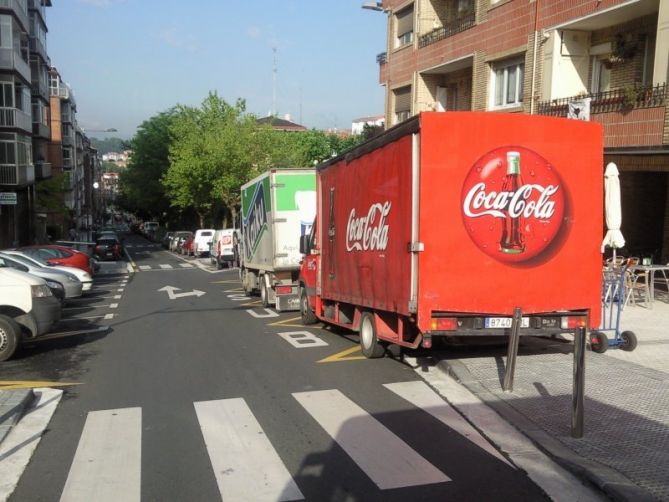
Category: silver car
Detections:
[
  {"x1": 0, "y1": 252, "x2": 83, "y2": 299},
  {"x1": 2, "y1": 250, "x2": 93, "y2": 292}
]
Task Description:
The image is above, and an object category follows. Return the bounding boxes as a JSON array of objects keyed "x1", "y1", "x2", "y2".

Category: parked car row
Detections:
[
  {"x1": 0, "y1": 242, "x2": 100, "y2": 361},
  {"x1": 160, "y1": 227, "x2": 238, "y2": 268}
]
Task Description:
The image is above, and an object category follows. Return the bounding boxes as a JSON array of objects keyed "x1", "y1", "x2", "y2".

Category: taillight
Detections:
[
  {"x1": 430, "y1": 317, "x2": 457, "y2": 331},
  {"x1": 276, "y1": 286, "x2": 292, "y2": 295},
  {"x1": 561, "y1": 316, "x2": 587, "y2": 329}
]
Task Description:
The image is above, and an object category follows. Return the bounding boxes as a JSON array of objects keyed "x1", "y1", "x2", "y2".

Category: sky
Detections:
[{"x1": 46, "y1": 0, "x2": 387, "y2": 139}]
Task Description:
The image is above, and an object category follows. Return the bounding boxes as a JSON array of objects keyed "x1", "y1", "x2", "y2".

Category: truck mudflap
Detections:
[
  {"x1": 426, "y1": 311, "x2": 590, "y2": 338},
  {"x1": 276, "y1": 292, "x2": 300, "y2": 312}
]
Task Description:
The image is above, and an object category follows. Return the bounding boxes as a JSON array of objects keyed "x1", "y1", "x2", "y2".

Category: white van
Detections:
[
  {"x1": 193, "y1": 229, "x2": 215, "y2": 257},
  {"x1": 0, "y1": 266, "x2": 62, "y2": 361},
  {"x1": 209, "y1": 228, "x2": 237, "y2": 269}
]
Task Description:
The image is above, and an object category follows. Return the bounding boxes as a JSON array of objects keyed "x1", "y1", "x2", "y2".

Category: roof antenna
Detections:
[{"x1": 272, "y1": 47, "x2": 277, "y2": 117}]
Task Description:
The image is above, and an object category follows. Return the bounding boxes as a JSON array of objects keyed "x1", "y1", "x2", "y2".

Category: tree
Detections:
[
  {"x1": 118, "y1": 110, "x2": 176, "y2": 222},
  {"x1": 164, "y1": 92, "x2": 266, "y2": 228}
]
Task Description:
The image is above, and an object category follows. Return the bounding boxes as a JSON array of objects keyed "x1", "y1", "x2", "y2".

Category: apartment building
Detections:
[
  {"x1": 377, "y1": 0, "x2": 669, "y2": 260},
  {"x1": 0, "y1": 0, "x2": 35, "y2": 247}
]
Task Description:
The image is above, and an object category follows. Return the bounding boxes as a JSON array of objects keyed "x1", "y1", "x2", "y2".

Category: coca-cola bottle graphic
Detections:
[{"x1": 500, "y1": 151, "x2": 526, "y2": 254}]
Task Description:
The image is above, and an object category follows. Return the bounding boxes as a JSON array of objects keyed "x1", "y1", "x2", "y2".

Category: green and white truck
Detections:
[{"x1": 239, "y1": 168, "x2": 316, "y2": 311}]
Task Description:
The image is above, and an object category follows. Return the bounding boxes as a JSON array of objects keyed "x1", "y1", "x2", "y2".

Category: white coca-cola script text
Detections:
[
  {"x1": 346, "y1": 202, "x2": 391, "y2": 252},
  {"x1": 463, "y1": 183, "x2": 559, "y2": 219}
]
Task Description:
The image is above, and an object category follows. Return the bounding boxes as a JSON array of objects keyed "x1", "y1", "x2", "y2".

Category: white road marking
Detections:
[
  {"x1": 179, "y1": 263, "x2": 194, "y2": 268},
  {"x1": 247, "y1": 308, "x2": 279, "y2": 318},
  {"x1": 138, "y1": 265, "x2": 151, "y2": 270},
  {"x1": 60, "y1": 407, "x2": 141, "y2": 502},
  {"x1": 109, "y1": 303, "x2": 118, "y2": 309},
  {"x1": 383, "y1": 381, "x2": 513, "y2": 467},
  {"x1": 159, "y1": 264, "x2": 172, "y2": 269},
  {"x1": 117, "y1": 289, "x2": 124, "y2": 292},
  {"x1": 113, "y1": 295, "x2": 122, "y2": 299},
  {"x1": 277, "y1": 331, "x2": 328, "y2": 348},
  {"x1": 104, "y1": 314, "x2": 114, "y2": 320},
  {"x1": 0, "y1": 389, "x2": 63, "y2": 501},
  {"x1": 226, "y1": 294, "x2": 248, "y2": 301},
  {"x1": 293, "y1": 389, "x2": 450, "y2": 489},
  {"x1": 194, "y1": 398, "x2": 303, "y2": 502}
]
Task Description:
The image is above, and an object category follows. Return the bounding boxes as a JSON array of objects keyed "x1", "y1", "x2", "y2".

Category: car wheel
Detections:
[
  {"x1": 0, "y1": 315, "x2": 21, "y2": 362},
  {"x1": 260, "y1": 280, "x2": 270, "y2": 308},
  {"x1": 300, "y1": 287, "x2": 318, "y2": 325},
  {"x1": 216, "y1": 258, "x2": 223, "y2": 270}
]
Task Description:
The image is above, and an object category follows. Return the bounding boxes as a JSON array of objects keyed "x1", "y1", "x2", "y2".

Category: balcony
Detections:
[
  {"x1": 62, "y1": 133, "x2": 74, "y2": 146},
  {"x1": 28, "y1": 0, "x2": 46, "y2": 23},
  {"x1": 0, "y1": 163, "x2": 34, "y2": 186},
  {"x1": 0, "y1": 0, "x2": 30, "y2": 32},
  {"x1": 418, "y1": 12, "x2": 475, "y2": 49},
  {"x1": 50, "y1": 85, "x2": 69, "y2": 100},
  {"x1": 29, "y1": 35, "x2": 48, "y2": 63},
  {"x1": 376, "y1": 52, "x2": 387, "y2": 65},
  {"x1": 32, "y1": 120, "x2": 49, "y2": 139},
  {"x1": 63, "y1": 158, "x2": 72, "y2": 170},
  {"x1": 0, "y1": 107, "x2": 33, "y2": 132},
  {"x1": 536, "y1": 83, "x2": 667, "y2": 117},
  {"x1": 0, "y1": 48, "x2": 31, "y2": 83},
  {"x1": 31, "y1": 74, "x2": 48, "y2": 100}
]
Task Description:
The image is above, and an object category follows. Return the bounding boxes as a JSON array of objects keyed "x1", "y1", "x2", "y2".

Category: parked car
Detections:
[
  {"x1": 3, "y1": 250, "x2": 94, "y2": 292},
  {"x1": 180, "y1": 235, "x2": 194, "y2": 256},
  {"x1": 161, "y1": 232, "x2": 174, "y2": 249},
  {"x1": 209, "y1": 228, "x2": 237, "y2": 269},
  {"x1": 0, "y1": 265, "x2": 62, "y2": 361},
  {"x1": 170, "y1": 231, "x2": 193, "y2": 252},
  {"x1": 17, "y1": 245, "x2": 94, "y2": 274},
  {"x1": 193, "y1": 229, "x2": 215, "y2": 257},
  {"x1": 0, "y1": 252, "x2": 83, "y2": 300},
  {"x1": 143, "y1": 221, "x2": 159, "y2": 240},
  {"x1": 94, "y1": 236, "x2": 124, "y2": 261}
]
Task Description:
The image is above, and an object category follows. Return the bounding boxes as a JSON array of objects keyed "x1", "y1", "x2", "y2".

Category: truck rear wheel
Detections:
[
  {"x1": 300, "y1": 288, "x2": 318, "y2": 325},
  {"x1": 359, "y1": 312, "x2": 385, "y2": 359},
  {"x1": 0, "y1": 315, "x2": 21, "y2": 362},
  {"x1": 260, "y1": 280, "x2": 270, "y2": 308}
]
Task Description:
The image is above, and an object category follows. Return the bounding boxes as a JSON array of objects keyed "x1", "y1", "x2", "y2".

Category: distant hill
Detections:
[{"x1": 90, "y1": 137, "x2": 128, "y2": 155}]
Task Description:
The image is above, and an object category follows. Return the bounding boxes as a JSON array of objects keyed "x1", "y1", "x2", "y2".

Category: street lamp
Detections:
[
  {"x1": 83, "y1": 128, "x2": 118, "y2": 133},
  {"x1": 361, "y1": 2, "x2": 384, "y2": 11}
]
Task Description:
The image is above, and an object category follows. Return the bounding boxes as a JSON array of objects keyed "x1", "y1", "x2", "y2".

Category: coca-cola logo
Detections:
[
  {"x1": 346, "y1": 202, "x2": 391, "y2": 252},
  {"x1": 461, "y1": 146, "x2": 565, "y2": 263}
]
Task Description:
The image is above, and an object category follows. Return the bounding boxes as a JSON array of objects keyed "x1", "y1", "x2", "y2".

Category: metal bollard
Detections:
[
  {"x1": 571, "y1": 326, "x2": 586, "y2": 438},
  {"x1": 502, "y1": 307, "x2": 522, "y2": 393}
]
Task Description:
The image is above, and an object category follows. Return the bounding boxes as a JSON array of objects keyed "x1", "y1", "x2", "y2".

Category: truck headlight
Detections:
[{"x1": 31, "y1": 284, "x2": 53, "y2": 297}]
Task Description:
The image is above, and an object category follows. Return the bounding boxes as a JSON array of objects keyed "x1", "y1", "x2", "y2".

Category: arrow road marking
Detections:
[{"x1": 157, "y1": 286, "x2": 206, "y2": 300}]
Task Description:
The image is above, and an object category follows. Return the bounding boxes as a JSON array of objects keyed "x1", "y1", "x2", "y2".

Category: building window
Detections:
[
  {"x1": 395, "y1": 5, "x2": 413, "y2": 48},
  {"x1": 591, "y1": 57, "x2": 611, "y2": 94},
  {"x1": 491, "y1": 58, "x2": 524, "y2": 109},
  {"x1": 393, "y1": 85, "x2": 411, "y2": 124}
]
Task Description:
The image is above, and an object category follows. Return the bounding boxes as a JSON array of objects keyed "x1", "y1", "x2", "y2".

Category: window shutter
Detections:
[
  {"x1": 394, "y1": 86, "x2": 411, "y2": 112},
  {"x1": 396, "y1": 7, "x2": 413, "y2": 36}
]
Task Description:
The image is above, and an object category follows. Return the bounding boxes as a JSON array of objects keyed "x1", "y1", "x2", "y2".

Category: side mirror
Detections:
[{"x1": 299, "y1": 234, "x2": 310, "y2": 255}]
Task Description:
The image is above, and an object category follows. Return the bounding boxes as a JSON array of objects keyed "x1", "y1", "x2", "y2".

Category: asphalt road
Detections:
[{"x1": 6, "y1": 233, "x2": 549, "y2": 501}]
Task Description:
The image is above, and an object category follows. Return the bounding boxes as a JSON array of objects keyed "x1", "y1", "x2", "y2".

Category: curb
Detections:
[
  {"x1": 0, "y1": 389, "x2": 34, "y2": 446},
  {"x1": 435, "y1": 359, "x2": 656, "y2": 502}
]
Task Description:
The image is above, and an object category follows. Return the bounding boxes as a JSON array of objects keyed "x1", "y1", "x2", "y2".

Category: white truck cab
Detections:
[{"x1": 0, "y1": 267, "x2": 62, "y2": 361}]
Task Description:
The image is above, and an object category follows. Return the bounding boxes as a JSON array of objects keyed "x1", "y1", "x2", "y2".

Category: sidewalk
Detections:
[{"x1": 429, "y1": 299, "x2": 669, "y2": 501}]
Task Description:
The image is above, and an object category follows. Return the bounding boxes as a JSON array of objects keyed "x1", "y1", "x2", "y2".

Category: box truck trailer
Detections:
[
  {"x1": 240, "y1": 168, "x2": 316, "y2": 311},
  {"x1": 299, "y1": 112, "x2": 604, "y2": 357}
]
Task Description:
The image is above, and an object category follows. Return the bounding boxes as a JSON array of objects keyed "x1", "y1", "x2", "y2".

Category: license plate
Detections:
[{"x1": 485, "y1": 317, "x2": 530, "y2": 328}]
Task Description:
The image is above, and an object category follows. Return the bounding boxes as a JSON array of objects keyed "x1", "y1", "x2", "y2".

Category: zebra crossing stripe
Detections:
[
  {"x1": 179, "y1": 263, "x2": 194, "y2": 268},
  {"x1": 60, "y1": 408, "x2": 141, "y2": 502},
  {"x1": 383, "y1": 381, "x2": 514, "y2": 467},
  {"x1": 138, "y1": 265, "x2": 151, "y2": 270},
  {"x1": 159, "y1": 264, "x2": 173, "y2": 269},
  {"x1": 194, "y1": 398, "x2": 303, "y2": 502},
  {"x1": 293, "y1": 389, "x2": 450, "y2": 489}
]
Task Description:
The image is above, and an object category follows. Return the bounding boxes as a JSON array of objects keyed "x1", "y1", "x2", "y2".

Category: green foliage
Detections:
[
  {"x1": 36, "y1": 173, "x2": 69, "y2": 215},
  {"x1": 118, "y1": 110, "x2": 176, "y2": 221},
  {"x1": 266, "y1": 128, "x2": 365, "y2": 168}
]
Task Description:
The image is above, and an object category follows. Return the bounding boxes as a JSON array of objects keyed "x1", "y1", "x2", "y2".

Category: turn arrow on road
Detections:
[{"x1": 158, "y1": 286, "x2": 207, "y2": 300}]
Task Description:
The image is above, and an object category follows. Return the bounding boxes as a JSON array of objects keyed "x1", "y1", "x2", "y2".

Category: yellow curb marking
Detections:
[
  {"x1": 212, "y1": 280, "x2": 241, "y2": 284},
  {"x1": 0, "y1": 380, "x2": 82, "y2": 390},
  {"x1": 318, "y1": 346, "x2": 366, "y2": 363},
  {"x1": 224, "y1": 287, "x2": 244, "y2": 293},
  {"x1": 241, "y1": 300, "x2": 262, "y2": 306},
  {"x1": 268, "y1": 316, "x2": 306, "y2": 328}
]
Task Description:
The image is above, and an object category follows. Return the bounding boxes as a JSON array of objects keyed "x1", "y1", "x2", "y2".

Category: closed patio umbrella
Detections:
[{"x1": 601, "y1": 162, "x2": 625, "y2": 260}]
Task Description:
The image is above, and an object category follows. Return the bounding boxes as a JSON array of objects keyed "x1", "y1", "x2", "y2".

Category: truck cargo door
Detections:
[{"x1": 328, "y1": 187, "x2": 335, "y2": 279}]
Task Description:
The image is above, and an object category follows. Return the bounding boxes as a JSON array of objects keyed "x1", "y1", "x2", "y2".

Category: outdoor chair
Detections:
[
  {"x1": 605, "y1": 255, "x2": 626, "y2": 268},
  {"x1": 624, "y1": 258, "x2": 651, "y2": 307}
]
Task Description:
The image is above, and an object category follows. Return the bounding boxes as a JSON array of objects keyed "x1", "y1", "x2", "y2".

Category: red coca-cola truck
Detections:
[{"x1": 298, "y1": 112, "x2": 603, "y2": 357}]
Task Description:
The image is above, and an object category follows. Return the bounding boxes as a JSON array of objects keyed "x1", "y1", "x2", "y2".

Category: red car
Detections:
[
  {"x1": 17, "y1": 245, "x2": 94, "y2": 274},
  {"x1": 179, "y1": 235, "x2": 194, "y2": 256}
]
